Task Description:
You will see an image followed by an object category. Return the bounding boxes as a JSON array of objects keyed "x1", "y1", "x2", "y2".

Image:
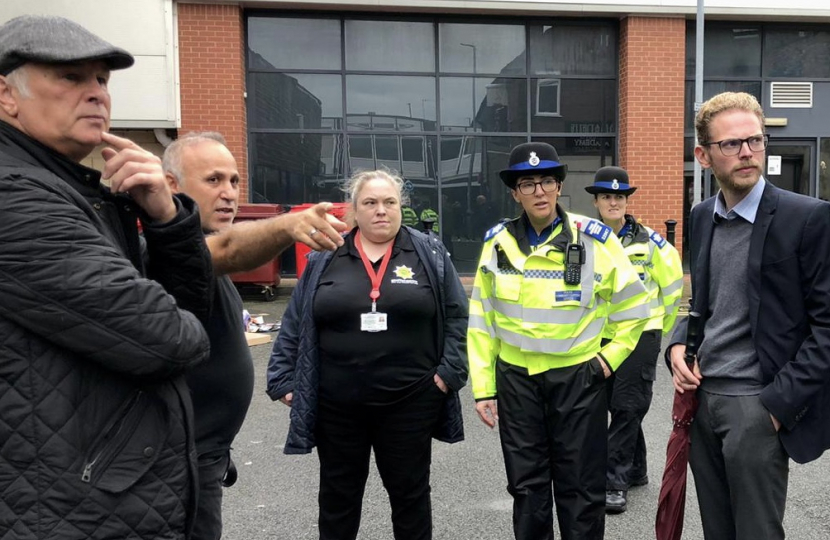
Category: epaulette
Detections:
[
  {"x1": 580, "y1": 218, "x2": 612, "y2": 243},
  {"x1": 649, "y1": 230, "x2": 667, "y2": 249},
  {"x1": 484, "y1": 222, "x2": 506, "y2": 241}
]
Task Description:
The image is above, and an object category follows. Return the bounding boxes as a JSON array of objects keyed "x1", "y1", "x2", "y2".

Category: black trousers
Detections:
[
  {"x1": 315, "y1": 382, "x2": 446, "y2": 540},
  {"x1": 690, "y1": 390, "x2": 789, "y2": 540},
  {"x1": 191, "y1": 450, "x2": 235, "y2": 540},
  {"x1": 605, "y1": 330, "x2": 661, "y2": 490},
  {"x1": 496, "y1": 359, "x2": 608, "y2": 540}
]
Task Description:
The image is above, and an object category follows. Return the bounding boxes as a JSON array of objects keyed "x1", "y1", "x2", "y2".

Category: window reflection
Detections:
[
  {"x1": 529, "y1": 24, "x2": 616, "y2": 76},
  {"x1": 346, "y1": 75, "x2": 437, "y2": 128},
  {"x1": 764, "y1": 29, "x2": 830, "y2": 78},
  {"x1": 533, "y1": 136, "x2": 615, "y2": 216},
  {"x1": 441, "y1": 78, "x2": 527, "y2": 133},
  {"x1": 346, "y1": 20, "x2": 434, "y2": 72},
  {"x1": 248, "y1": 17, "x2": 341, "y2": 70},
  {"x1": 248, "y1": 73, "x2": 342, "y2": 130},
  {"x1": 685, "y1": 23, "x2": 761, "y2": 78},
  {"x1": 531, "y1": 79, "x2": 615, "y2": 134},
  {"x1": 347, "y1": 135, "x2": 437, "y2": 182},
  {"x1": 246, "y1": 15, "x2": 619, "y2": 274},
  {"x1": 249, "y1": 133, "x2": 345, "y2": 205},
  {"x1": 440, "y1": 23, "x2": 526, "y2": 75}
]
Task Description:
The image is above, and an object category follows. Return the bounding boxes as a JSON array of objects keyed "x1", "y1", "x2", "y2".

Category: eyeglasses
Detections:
[
  {"x1": 702, "y1": 134, "x2": 769, "y2": 156},
  {"x1": 516, "y1": 177, "x2": 560, "y2": 195}
]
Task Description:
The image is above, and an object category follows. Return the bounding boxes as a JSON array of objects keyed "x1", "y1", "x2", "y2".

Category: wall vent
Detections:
[{"x1": 770, "y1": 82, "x2": 813, "y2": 108}]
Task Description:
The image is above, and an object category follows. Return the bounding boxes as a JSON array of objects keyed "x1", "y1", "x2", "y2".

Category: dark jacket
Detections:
[
  {"x1": 669, "y1": 182, "x2": 830, "y2": 464},
  {"x1": 266, "y1": 227, "x2": 468, "y2": 454},
  {"x1": 0, "y1": 121, "x2": 212, "y2": 539}
]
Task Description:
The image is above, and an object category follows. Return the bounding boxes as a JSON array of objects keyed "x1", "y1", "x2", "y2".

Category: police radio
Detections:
[{"x1": 564, "y1": 243, "x2": 584, "y2": 285}]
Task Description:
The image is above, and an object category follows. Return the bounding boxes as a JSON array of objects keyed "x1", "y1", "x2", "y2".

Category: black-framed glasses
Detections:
[
  {"x1": 516, "y1": 176, "x2": 560, "y2": 195},
  {"x1": 702, "y1": 134, "x2": 769, "y2": 156}
]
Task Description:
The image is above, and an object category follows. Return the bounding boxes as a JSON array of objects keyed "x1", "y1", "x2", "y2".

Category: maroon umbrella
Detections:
[{"x1": 655, "y1": 311, "x2": 703, "y2": 540}]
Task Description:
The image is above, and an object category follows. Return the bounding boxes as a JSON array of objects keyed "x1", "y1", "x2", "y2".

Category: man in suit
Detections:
[{"x1": 668, "y1": 91, "x2": 830, "y2": 539}]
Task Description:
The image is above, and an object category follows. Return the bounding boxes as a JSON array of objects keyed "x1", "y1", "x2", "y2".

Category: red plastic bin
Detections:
[
  {"x1": 228, "y1": 203, "x2": 284, "y2": 300},
  {"x1": 292, "y1": 202, "x2": 351, "y2": 278}
]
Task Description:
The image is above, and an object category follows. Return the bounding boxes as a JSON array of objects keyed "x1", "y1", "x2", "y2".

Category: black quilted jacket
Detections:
[
  {"x1": 0, "y1": 122, "x2": 212, "y2": 540},
  {"x1": 266, "y1": 227, "x2": 468, "y2": 454}
]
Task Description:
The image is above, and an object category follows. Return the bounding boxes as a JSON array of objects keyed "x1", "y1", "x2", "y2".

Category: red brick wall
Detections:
[
  {"x1": 619, "y1": 17, "x2": 685, "y2": 254},
  {"x1": 177, "y1": 4, "x2": 249, "y2": 200}
]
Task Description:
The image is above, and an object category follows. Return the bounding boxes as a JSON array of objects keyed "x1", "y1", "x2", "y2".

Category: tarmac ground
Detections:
[{"x1": 221, "y1": 289, "x2": 830, "y2": 540}]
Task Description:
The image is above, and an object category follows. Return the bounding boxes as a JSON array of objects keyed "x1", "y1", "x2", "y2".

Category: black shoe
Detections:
[
  {"x1": 605, "y1": 490, "x2": 627, "y2": 514},
  {"x1": 629, "y1": 474, "x2": 649, "y2": 487}
]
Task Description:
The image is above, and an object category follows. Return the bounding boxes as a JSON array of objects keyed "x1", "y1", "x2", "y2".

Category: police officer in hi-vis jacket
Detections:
[
  {"x1": 585, "y1": 166, "x2": 684, "y2": 515},
  {"x1": 467, "y1": 142, "x2": 649, "y2": 540}
]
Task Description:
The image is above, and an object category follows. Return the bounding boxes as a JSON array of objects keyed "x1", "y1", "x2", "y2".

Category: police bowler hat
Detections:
[
  {"x1": 584, "y1": 166, "x2": 637, "y2": 196},
  {"x1": 0, "y1": 15, "x2": 134, "y2": 76},
  {"x1": 499, "y1": 142, "x2": 568, "y2": 189}
]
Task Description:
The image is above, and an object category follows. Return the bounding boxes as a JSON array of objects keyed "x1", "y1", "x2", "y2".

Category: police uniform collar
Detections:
[{"x1": 508, "y1": 204, "x2": 572, "y2": 252}]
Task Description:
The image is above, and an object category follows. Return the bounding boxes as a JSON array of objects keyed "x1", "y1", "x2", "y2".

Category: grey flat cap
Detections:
[{"x1": 0, "y1": 15, "x2": 134, "y2": 76}]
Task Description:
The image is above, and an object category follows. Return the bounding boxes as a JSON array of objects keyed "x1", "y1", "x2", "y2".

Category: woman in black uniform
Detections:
[{"x1": 267, "y1": 169, "x2": 469, "y2": 540}]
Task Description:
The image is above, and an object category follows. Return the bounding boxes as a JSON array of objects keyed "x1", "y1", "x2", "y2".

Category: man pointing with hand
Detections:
[{"x1": 162, "y1": 131, "x2": 347, "y2": 540}]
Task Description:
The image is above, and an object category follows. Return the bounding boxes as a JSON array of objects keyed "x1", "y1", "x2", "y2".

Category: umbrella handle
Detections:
[{"x1": 684, "y1": 311, "x2": 703, "y2": 368}]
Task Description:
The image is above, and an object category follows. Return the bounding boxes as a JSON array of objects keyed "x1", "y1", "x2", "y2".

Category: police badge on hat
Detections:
[
  {"x1": 528, "y1": 152, "x2": 540, "y2": 167},
  {"x1": 584, "y1": 166, "x2": 637, "y2": 195}
]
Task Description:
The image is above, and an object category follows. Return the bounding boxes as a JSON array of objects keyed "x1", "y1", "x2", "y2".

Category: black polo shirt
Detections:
[{"x1": 314, "y1": 228, "x2": 438, "y2": 405}]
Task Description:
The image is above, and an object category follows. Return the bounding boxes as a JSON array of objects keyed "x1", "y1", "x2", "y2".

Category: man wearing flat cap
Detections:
[
  {"x1": 0, "y1": 15, "x2": 213, "y2": 540},
  {"x1": 585, "y1": 166, "x2": 684, "y2": 515},
  {"x1": 467, "y1": 142, "x2": 649, "y2": 539}
]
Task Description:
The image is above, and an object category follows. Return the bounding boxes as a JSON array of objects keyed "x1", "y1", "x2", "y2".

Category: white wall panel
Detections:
[
  {"x1": 1, "y1": 0, "x2": 178, "y2": 127},
  {"x1": 229, "y1": 0, "x2": 830, "y2": 18}
]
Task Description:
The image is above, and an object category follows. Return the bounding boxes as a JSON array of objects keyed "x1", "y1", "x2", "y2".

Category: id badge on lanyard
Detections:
[{"x1": 355, "y1": 230, "x2": 392, "y2": 332}]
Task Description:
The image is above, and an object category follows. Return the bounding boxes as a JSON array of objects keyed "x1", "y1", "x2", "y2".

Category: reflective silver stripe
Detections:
[
  {"x1": 496, "y1": 317, "x2": 605, "y2": 354},
  {"x1": 608, "y1": 303, "x2": 651, "y2": 322},
  {"x1": 479, "y1": 294, "x2": 494, "y2": 312},
  {"x1": 490, "y1": 297, "x2": 596, "y2": 325},
  {"x1": 649, "y1": 297, "x2": 661, "y2": 309},
  {"x1": 468, "y1": 314, "x2": 495, "y2": 337},
  {"x1": 471, "y1": 287, "x2": 484, "y2": 302},
  {"x1": 611, "y1": 279, "x2": 647, "y2": 304},
  {"x1": 661, "y1": 279, "x2": 684, "y2": 296}
]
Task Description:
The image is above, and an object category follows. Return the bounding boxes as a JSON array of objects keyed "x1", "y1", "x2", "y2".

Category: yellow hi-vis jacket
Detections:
[
  {"x1": 610, "y1": 215, "x2": 684, "y2": 336},
  {"x1": 467, "y1": 209, "x2": 649, "y2": 400}
]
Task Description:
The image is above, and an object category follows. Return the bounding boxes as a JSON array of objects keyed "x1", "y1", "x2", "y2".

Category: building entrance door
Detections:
[{"x1": 765, "y1": 140, "x2": 815, "y2": 196}]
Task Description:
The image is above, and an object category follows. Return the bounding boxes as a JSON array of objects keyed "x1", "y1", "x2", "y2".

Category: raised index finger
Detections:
[{"x1": 100, "y1": 131, "x2": 140, "y2": 151}]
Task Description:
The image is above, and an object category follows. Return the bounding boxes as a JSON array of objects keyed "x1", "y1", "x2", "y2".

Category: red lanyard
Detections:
[{"x1": 354, "y1": 230, "x2": 394, "y2": 311}]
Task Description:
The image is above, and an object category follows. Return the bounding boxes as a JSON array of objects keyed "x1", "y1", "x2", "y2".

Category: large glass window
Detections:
[
  {"x1": 440, "y1": 77, "x2": 527, "y2": 132},
  {"x1": 248, "y1": 73, "x2": 342, "y2": 130},
  {"x1": 685, "y1": 24, "x2": 761, "y2": 78},
  {"x1": 529, "y1": 24, "x2": 616, "y2": 76},
  {"x1": 248, "y1": 18, "x2": 341, "y2": 70},
  {"x1": 248, "y1": 133, "x2": 345, "y2": 204},
  {"x1": 531, "y1": 79, "x2": 616, "y2": 134},
  {"x1": 346, "y1": 75, "x2": 436, "y2": 128},
  {"x1": 345, "y1": 20, "x2": 434, "y2": 72},
  {"x1": 439, "y1": 23, "x2": 526, "y2": 75},
  {"x1": 247, "y1": 14, "x2": 618, "y2": 274},
  {"x1": 764, "y1": 28, "x2": 830, "y2": 78}
]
